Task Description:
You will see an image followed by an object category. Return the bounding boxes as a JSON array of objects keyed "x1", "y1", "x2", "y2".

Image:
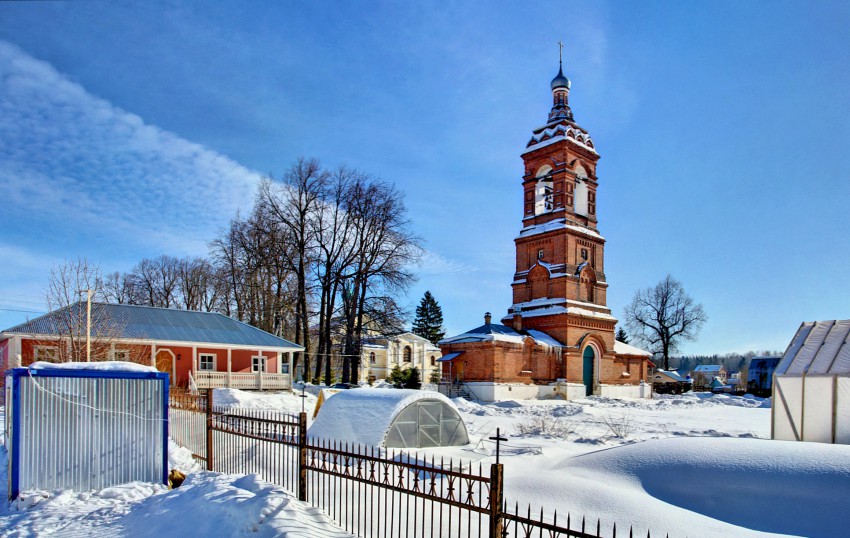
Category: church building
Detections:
[{"x1": 438, "y1": 57, "x2": 652, "y2": 401}]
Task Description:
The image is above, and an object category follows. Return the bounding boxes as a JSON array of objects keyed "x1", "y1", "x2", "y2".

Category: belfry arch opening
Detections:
[
  {"x1": 534, "y1": 165, "x2": 554, "y2": 215},
  {"x1": 574, "y1": 164, "x2": 589, "y2": 216}
]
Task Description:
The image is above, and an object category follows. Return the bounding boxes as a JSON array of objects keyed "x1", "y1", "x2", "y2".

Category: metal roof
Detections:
[
  {"x1": 776, "y1": 320, "x2": 850, "y2": 376},
  {"x1": 2, "y1": 302, "x2": 302, "y2": 350}
]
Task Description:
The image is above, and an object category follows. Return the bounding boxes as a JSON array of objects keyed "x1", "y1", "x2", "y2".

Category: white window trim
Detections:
[
  {"x1": 252, "y1": 355, "x2": 267, "y2": 373},
  {"x1": 112, "y1": 349, "x2": 130, "y2": 361},
  {"x1": 199, "y1": 353, "x2": 216, "y2": 371}
]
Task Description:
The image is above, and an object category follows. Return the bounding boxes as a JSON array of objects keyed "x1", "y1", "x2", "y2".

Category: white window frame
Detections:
[
  {"x1": 199, "y1": 353, "x2": 216, "y2": 371},
  {"x1": 281, "y1": 362, "x2": 290, "y2": 374},
  {"x1": 34, "y1": 345, "x2": 58, "y2": 362},
  {"x1": 252, "y1": 355, "x2": 267, "y2": 373},
  {"x1": 370, "y1": 352, "x2": 376, "y2": 364}
]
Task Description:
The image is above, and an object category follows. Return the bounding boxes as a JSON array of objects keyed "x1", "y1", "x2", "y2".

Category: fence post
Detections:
[
  {"x1": 489, "y1": 463, "x2": 504, "y2": 538},
  {"x1": 206, "y1": 388, "x2": 214, "y2": 471},
  {"x1": 298, "y1": 411, "x2": 307, "y2": 501}
]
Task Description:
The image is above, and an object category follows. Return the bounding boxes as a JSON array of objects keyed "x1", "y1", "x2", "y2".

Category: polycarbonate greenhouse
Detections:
[
  {"x1": 308, "y1": 388, "x2": 469, "y2": 449},
  {"x1": 773, "y1": 319, "x2": 850, "y2": 444}
]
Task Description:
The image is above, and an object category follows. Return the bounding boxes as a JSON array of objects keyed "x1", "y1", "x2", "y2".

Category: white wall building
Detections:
[{"x1": 360, "y1": 332, "x2": 442, "y2": 383}]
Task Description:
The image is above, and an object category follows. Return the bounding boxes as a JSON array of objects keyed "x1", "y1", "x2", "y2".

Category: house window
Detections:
[
  {"x1": 113, "y1": 349, "x2": 129, "y2": 361},
  {"x1": 252, "y1": 356, "x2": 267, "y2": 373},
  {"x1": 281, "y1": 362, "x2": 290, "y2": 374},
  {"x1": 403, "y1": 346, "x2": 412, "y2": 362},
  {"x1": 199, "y1": 353, "x2": 215, "y2": 371},
  {"x1": 370, "y1": 352, "x2": 376, "y2": 364},
  {"x1": 430, "y1": 356, "x2": 436, "y2": 366},
  {"x1": 34, "y1": 346, "x2": 58, "y2": 362}
]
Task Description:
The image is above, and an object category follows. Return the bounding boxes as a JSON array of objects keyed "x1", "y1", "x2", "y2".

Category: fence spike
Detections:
[
  {"x1": 567, "y1": 513, "x2": 571, "y2": 529},
  {"x1": 630, "y1": 524, "x2": 634, "y2": 538},
  {"x1": 582, "y1": 516, "x2": 586, "y2": 532},
  {"x1": 613, "y1": 522, "x2": 616, "y2": 537},
  {"x1": 597, "y1": 518, "x2": 601, "y2": 534},
  {"x1": 553, "y1": 509, "x2": 557, "y2": 526}
]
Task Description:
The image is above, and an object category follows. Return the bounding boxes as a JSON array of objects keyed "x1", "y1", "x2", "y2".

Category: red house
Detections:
[{"x1": 0, "y1": 302, "x2": 302, "y2": 390}]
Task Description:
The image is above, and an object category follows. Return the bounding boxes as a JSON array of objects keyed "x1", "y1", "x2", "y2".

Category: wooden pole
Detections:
[{"x1": 489, "y1": 463, "x2": 504, "y2": 538}]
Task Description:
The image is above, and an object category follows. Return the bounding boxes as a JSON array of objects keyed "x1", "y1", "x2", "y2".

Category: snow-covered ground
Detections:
[{"x1": 2, "y1": 389, "x2": 849, "y2": 537}]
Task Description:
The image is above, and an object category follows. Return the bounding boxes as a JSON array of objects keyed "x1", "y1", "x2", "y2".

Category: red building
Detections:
[
  {"x1": 439, "y1": 59, "x2": 651, "y2": 401},
  {"x1": 1, "y1": 302, "x2": 302, "y2": 391}
]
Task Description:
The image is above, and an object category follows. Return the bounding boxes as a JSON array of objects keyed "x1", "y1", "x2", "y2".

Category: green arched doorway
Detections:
[{"x1": 582, "y1": 346, "x2": 595, "y2": 396}]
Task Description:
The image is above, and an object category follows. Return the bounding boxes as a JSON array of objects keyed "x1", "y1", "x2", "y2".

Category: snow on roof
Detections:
[
  {"x1": 28, "y1": 361, "x2": 158, "y2": 373},
  {"x1": 517, "y1": 305, "x2": 617, "y2": 321},
  {"x1": 308, "y1": 388, "x2": 460, "y2": 447},
  {"x1": 525, "y1": 330, "x2": 562, "y2": 348},
  {"x1": 654, "y1": 369, "x2": 687, "y2": 382},
  {"x1": 516, "y1": 218, "x2": 604, "y2": 241},
  {"x1": 777, "y1": 319, "x2": 850, "y2": 376},
  {"x1": 694, "y1": 365, "x2": 724, "y2": 373},
  {"x1": 614, "y1": 341, "x2": 652, "y2": 357}
]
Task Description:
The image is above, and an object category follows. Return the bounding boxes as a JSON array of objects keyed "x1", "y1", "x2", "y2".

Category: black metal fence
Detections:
[{"x1": 169, "y1": 390, "x2": 663, "y2": 538}]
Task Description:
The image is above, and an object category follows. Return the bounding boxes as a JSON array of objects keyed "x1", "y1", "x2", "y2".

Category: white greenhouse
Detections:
[
  {"x1": 308, "y1": 388, "x2": 469, "y2": 449},
  {"x1": 772, "y1": 319, "x2": 850, "y2": 444}
]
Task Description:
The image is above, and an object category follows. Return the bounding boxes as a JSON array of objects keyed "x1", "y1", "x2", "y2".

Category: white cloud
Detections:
[
  {"x1": 415, "y1": 249, "x2": 476, "y2": 275},
  {"x1": 0, "y1": 40, "x2": 261, "y2": 256}
]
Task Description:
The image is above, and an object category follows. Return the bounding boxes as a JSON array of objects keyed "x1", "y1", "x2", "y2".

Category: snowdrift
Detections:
[{"x1": 528, "y1": 437, "x2": 850, "y2": 537}]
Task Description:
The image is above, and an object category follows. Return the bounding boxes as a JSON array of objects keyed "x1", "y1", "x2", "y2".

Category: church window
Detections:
[
  {"x1": 581, "y1": 248, "x2": 588, "y2": 260},
  {"x1": 538, "y1": 249, "x2": 544, "y2": 260},
  {"x1": 403, "y1": 346, "x2": 412, "y2": 362},
  {"x1": 370, "y1": 352, "x2": 376, "y2": 364},
  {"x1": 430, "y1": 356, "x2": 436, "y2": 366}
]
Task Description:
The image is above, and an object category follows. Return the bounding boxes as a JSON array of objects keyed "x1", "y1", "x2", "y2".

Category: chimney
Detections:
[{"x1": 484, "y1": 312, "x2": 492, "y2": 325}]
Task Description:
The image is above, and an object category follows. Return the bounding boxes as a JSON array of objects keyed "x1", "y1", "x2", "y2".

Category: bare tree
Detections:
[
  {"x1": 44, "y1": 258, "x2": 136, "y2": 363},
  {"x1": 338, "y1": 176, "x2": 421, "y2": 383},
  {"x1": 259, "y1": 158, "x2": 328, "y2": 379},
  {"x1": 624, "y1": 274, "x2": 707, "y2": 370}
]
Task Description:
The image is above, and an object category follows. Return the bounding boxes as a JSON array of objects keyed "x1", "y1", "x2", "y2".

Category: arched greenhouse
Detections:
[{"x1": 308, "y1": 388, "x2": 469, "y2": 448}]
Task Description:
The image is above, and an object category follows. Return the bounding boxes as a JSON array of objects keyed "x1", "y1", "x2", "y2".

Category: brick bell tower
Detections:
[{"x1": 501, "y1": 51, "x2": 617, "y2": 389}]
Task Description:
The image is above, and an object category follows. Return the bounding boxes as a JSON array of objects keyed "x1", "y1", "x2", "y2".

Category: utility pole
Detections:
[{"x1": 85, "y1": 289, "x2": 93, "y2": 362}]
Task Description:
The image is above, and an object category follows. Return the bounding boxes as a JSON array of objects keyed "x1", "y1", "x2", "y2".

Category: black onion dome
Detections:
[{"x1": 551, "y1": 66, "x2": 571, "y2": 90}]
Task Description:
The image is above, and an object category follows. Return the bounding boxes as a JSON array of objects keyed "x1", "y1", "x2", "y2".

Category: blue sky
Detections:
[{"x1": 1, "y1": 1, "x2": 848, "y2": 355}]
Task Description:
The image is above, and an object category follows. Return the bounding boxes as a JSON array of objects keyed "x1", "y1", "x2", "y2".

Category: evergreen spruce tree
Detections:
[
  {"x1": 616, "y1": 327, "x2": 630, "y2": 344},
  {"x1": 412, "y1": 291, "x2": 445, "y2": 345},
  {"x1": 405, "y1": 367, "x2": 422, "y2": 390}
]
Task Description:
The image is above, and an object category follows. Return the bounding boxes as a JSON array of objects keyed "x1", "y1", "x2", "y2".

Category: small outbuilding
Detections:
[
  {"x1": 772, "y1": 320, "x2": 850, "y2": 444},
  {"x1": 308, "y1": 388, "x2": 469, "y2": 449}
]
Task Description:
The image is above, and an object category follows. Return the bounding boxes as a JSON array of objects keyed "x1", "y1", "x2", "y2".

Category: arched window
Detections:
[
  {"x1": 403, "y1": 346, "x2": 412, "y2": 362},
  {"x1": 369, "y1": 352, "x2": 376, "y2": 364},
  {"x1": 574, "y1": 165, "x2": 589, "y2": 216},
  {"x1": 534, "y1": 165, "x2": 553, "y2": 215},
  {"x1": 430, "y1": 356, "x2": 436, "y2": 366}
]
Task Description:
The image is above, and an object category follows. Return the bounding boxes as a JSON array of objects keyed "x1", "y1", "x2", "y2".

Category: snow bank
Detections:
[
  {"x1": 213, "y1": 388, "x2": 315, "y2": 414},
  {"x1": 28, "y1": 361, "x2": 158, "y2": 373},
  {"x1": 551, "y1": 437, "x2": 850, "y2": 537},
  {"x1": 308, "y1": 388, "x2": 460, "y2": 447},
  {"x1": 1, "y1": 473, "x2": 352, "y2": 537}
]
